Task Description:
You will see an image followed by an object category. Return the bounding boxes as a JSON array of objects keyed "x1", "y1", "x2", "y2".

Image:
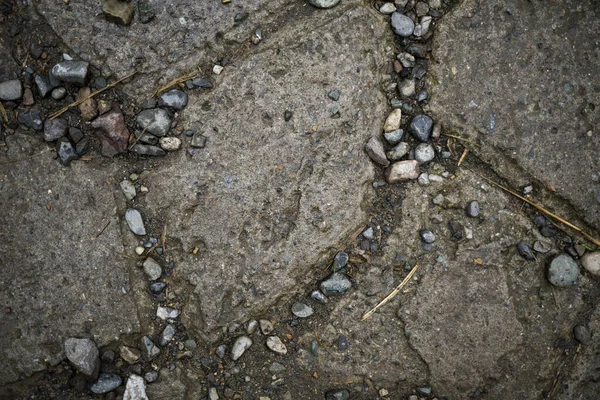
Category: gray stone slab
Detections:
[
  {"x1": 0, "y1": 133, "x2": 140, "y2": 385},
  {"x1": 138, "y1": 4, "x2": 390, "y2": 340},
  {"x1": 429, "y1": 0, "x2": 600, "y2": 229}
]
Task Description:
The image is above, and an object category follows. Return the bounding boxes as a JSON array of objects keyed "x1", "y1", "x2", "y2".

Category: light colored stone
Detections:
[
  {"x1": 143, "y1": 258, "x2": 162, "y2": 280},
  {"x1": 213, "y1": 65, "x2": 223, "y2": 75},
  {"x1": 399, "y1": 79, "x2": 416, "y2": 98},
  {"x1": 379, "y1": 2, "x2": 396, "y2": 14},
  {"x1": 123, "y1": 374, "x2": 149, "y2": 400},
  {"x1": 231, "y1": 336, "x2": 253, "y2": 360},
  {"x1": 266, "y1": 336, "x2": 287, "y2": 355},
  {"x1": 120, "y1": 346, "x2": 141, "y2": 364},
  {"x1": 159, "y1": 137, "x2": 181, "y2": 151},
  {"x1": 385, "y1": 160, "x2": 420, "y2": 183},
  {"x1": 414, "y1": 143, "x2": 435, "y2": 164},
  {"x1": 64, "y1": 338, "x2": 99, "y2": 377},
  {"x1": 120, "y1": 179, "x2": 136, "y2": 201},
  {"x1": 156, "y1": 306, "x2": 180, "y2": 320},
  {"x1": 125, "y1": 209, "x2": 146, "y2": 236},
  {"x1": 365, "y1": 136, "x2": 390, "y2": 167},
  {"x1": 259, "y1": 319, "x2": 274, "y2": 335},
  {"x1": 397, "y1": 53, "x2": 415, "y2": 68},
  {"x1": 581, "y1": 252, "x2": 600, "y2": 276},
  {"x1": 308, "y1": 0, "x2": 340, "y2": 8},
  {"x1": 383, "y1": 109, "x2": 402, "y2": 132}
]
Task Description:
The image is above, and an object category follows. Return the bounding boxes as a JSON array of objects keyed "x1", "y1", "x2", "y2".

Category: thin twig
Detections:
[
  {"x1": 469, "y1": 169, "x2": 600, "y2": 247},
  {"x1": 361, "y1": 264, "x2": 420, "y2": 321},
  {"x1": 161, "y1": 223, "x2": 167, "y2": 253},
  {"x1": 153, "y1": 70, "x2": 198, "y2": 97},
  {"x1": 441, "y1": 133, "x2": 477, "y2": 145},
  {"x1": 0, "y1": 147, "x2": 53, "y2": 165},
  {"x1": 108, "y1": 248, "x2": 137, "y2": 260},
  {"x1": 457, "y1": 148, "x2": 469, "y2": 167},
  {"x1": 92, "y1": 220, "x2": 111, "y2": 240},
  {"x1": 0, "y1": 101, "x2": 7, "y2": 123},
  {"x1": 49, "y1": 71, "x2": 137, "y2": 120}
]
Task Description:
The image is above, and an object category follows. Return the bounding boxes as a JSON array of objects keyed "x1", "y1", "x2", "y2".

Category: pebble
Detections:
[
  {"x1": 125, "y1": 209, "x2": 146, "y2": 236},
  {"x1": 259, "y1": 319, "x2": 274, "y2": 335},
  {"x1": 414, "y1": 16, "x2": 432, "y2": 37},
  {"x1": 391, "y1": 12, "x2": 415, "y2": 37},
  {"x1": 159, "y1": 137, "x2": 181, "y2": 151},
  {"x1": 266, "y1": 336, "x2": 287, "y2": 355},
  {"x1": 123, "y1": 374, "x2": 149, "y2": 400},
  {"x1": 231, "y1": 336, "x2": 253, "y2": 360},
  {"x1": 160, "y1": 324, "x2": 176, "y2": 346},
  {"x1": 51, "y1": 87, "x2": 67, "y2": 100},
  {"x1": 417, "y1": 90, "x2": 429, "y2": 102},
  {"x1": 213, "y1": 65, "x2": 224, "y2": 75},
  {"x1": 397, "y1": 52, "x2": 416, "y2": 68},
  {"x1": 43, "y1": 118, "x2": 68, "y2": 142},
  {"x1": 420, "y1": 229, "x2": 436, "y2": 244},
  {"x1": 386, "y1": 142, "x2": 410, "y2": 161},
  {"x1": 333, "y1": 251, "x2": 349, "y2": 271},
  {"x1": 416, "y1": 1, "x2": 430, "y2": 16},
  {"x1": 308, "y1": 0, "x2": 340, "y2": 8},
  {"x1": 385, "y1": 160, "x2": 420, "y2": 183},
  {"x1": 337, "y1": 335, "x2": 348, "y2": 350},
  {"x1": 533, "y1": 240, "x2": 552, "y2": 253},
  {"x1": 140, "y1": 336, "x2": 160, "y2": 360},
  {"x1": 429, "y1": 0, "x2": 441, "y2": 8},
  {"x1": 156, "y1": 306, "x2": 180, "y2": 320},
  {"x1": 91, "y1": 110, "x2": 131, "y2": 157},
  {"x1": 320, "y1": 273, "x2": 352, "y2": 295},
  {"x1": 158, "y1": 89, "x2": 188, "y2": 110},
  {"x1": 136, "y1": 132, "x2": 159, "y2": 145},
  {"x1": 216, "y1": 344, "x2": 227, "y2": 358},
  {"x1": 89, "y1": 374, "x2": 122, "y2": 394},
  {"x1": 328, "y1": 90, "x2": 340, "y2": 101},
  {"x1": 581, "y1": 252, "x2": 600, "y2": 276},
  {"x1": 208, "y1": 388, "x2": 219, "y2": 400},
  {"x1": 136, "y1": 108, "x2": 172, "y2": 136},
  {"x1": 22, "y1": 88, "x2": 34, "y2": 105},
  {"x1": 247, "y1": 320, "x2": 258, "y2": 334},
  {"x1": 64, "y1": 337, "x2": 100, "y2": 377},
  {"x1": 144, "y1": 370, "x2": 159, "y2": 383},
  {"x1": 383, "y1": 109, "x2": 402, "y2": 132},
  {"x1": 143, "y1": 258, "x2": 162, "y2": 280},
  {"x1": 573, "y1": 325, "x2": 591, "y2": 344},
  {"x1": 417, "y1": 386, "x2": 432, "y2": 396},
  {"x1": 362, "y1": 227, "x2": 375, "y2": 240},
  {"x1": 414, "y1": 143, "x2": 435, "y2": 164},
  {"x1": 517, "y1": 241, "x2": 535, "y2": 260},
  {"x1": 120, "y1": 180, "x2": 137, "y2": 201},
  {"x1": 291, "y1": 302, "x2": 314, "y2": 318},
  {"x1": 384, "y1": 129, "x2": 403, "y2": 145},
  {"x1": 465, "y1": 200, "x2": 480, "y2": 217},
  {"x1": 131, "y1": 144, "x2": 167, "y2": 156},
  {"x1": 311, "y1": 290, "x2": 328, "y2": 304},
  {"x1": 379, "y1": 2, "x2": 396, "y2": 14},
  {"x1": 269, "y1": 362, "x2": 286, "y2": 374},
  {"x1": 418, "y1": 173, "x2": 430, "y2": 186},
  {"x1": 191, "y1": 133, "x2": 208, "y2": 148},
  {"x1": 409, "y1": 114, "x2": 434, "y2": 141},
  {"x1": 192, "y1": 78, "x2": 212, "y2": 88},
  {"x1": 56, "y1": 138, "x2": 79, "y2": 166},
  {"x1": 325, "y1": 390, "x2": 350, "y2": 400},
  {"x1": 75, "y1": 138, "x2": 89, "y2": 158},
  {"x1": 448, "y1": 220, "x2": 463, "y2": 240},
  {"x1": 548, "y1": 254, "x2": 579, "y2": 287},
  {"x1": 0, "y1": 79, "x2": 23, "y2": 101},
  {"x1": 399, "y1": 79, "x2": 416, "y2": 98},
  {"x1": 77, "y1": 87, "x2": 98, "y2": 121},
  {"x1": 137, "y1": 0, "x2": 156, "y2": 23},
  {"x1": 51, "y1": 61, "x2": 89, "y2": 84},
  {"x1": 18, "y1": 108, "x2": 43, "y2": 130},
  {"x1": 102, "y1": 0, "x2": 134, "y2": 25},
  {"x1": 120, "y1": 345, "x2": 141, "y2": 364},
  {"x1": 428, "y1": 174, "x2": 443, "y2": 183},
  {"x1": 365, "y1": 136, "x2": 390, "y2": 167}
]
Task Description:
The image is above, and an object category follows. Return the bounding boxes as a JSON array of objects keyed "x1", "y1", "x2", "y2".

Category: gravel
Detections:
[
  {"x1": 269, "y1": 362, "x2": 286, "y2": 374},
  {"x1": 192, "y1": 78, "x2": 212, "y2": 88},
  {"x1": 159, "y1": 137, "x2": 181, "y2": 151},
  {"x1": 397, "y1": 52, "x2": 416, "y2": 68},
  {"x1": 91, "y1": 110, "x2": 131, "y2": 157},
  {"x1": 18, "y1": 108, "x2": 43, "y2": 130},
  {"x1": 517, "y1": 241, "x2": 535, "y2": 260},
  {"x1": 51, "y1": 61, "x2": 89, "y2": 84},
  {"x1": 391, "y1": 12, "x2": 415, "y2": 37},
  {"x1": 231, "y1": 336, "x2": 253, "y2": 360},
  {"x1": 399, "y1": 79, "x2": 416, "y2": 98},
  {"x1": 365, "y1": 136, "x2": 390, "y2": 167},
  {"x1": 379, "y1": 2, "x2": 396, "y2": 14},
  {"x1": 533, "y1": 240, "x2": 552, "y2": 253},
  {"x1": 383, "y1": 109, "x2": 402, "y2": 132},
  {"x1": 384, "y1": 129, "x2": 403, "y2": 145},
  {"x1": 191, "y1": 133, "x2": 208, "y2": 148},
  {"x1": 149, "y1": 282, "x2": 166, "y2": 294},
  {"x1": 418, "y1": 172, "x2": 430, "y2": 186},
  {"x1": 158, "y1": 89, "x2": 188, "y2": 110},
  {"x1": 137, "y1": 0, "x2": 155, "y2": 23},
  {"x1": 337, "y1": 335, "x2": 348, "y2": 350},
  {"x1": 266, "y1": 336, "x2": 288, "y2": 355},
  {"x1": 465, "y1": 200, "x2": 480, "y2": 217},
  {"x1": 420, "y1": 229, "x2": 436, "y2": 244},
  {"x1": 308, "y1": 0, "x2": 340, "y2": 8},
  {"x1": 548, "y1": 254, "x2": 579, "y2": 287},
  {"x1": 120, "y1": 346, "x2": 141, "y2": 364},
  {"x1": 311, "y1": 290, "x2": 328, "y2": 304},
  {"x1": 120, "y1": 180, "x2": 137, "y2": 201},
  {"x1": 143, "y1": 258, "x2": 162, "y2": 280},
  {"x1": 320, "y1": 273, "x2": 352, "y2": 295},
  {"x1": 0, "y1": 79, "x2": 23, "y2": 100},
  {"x1": 291, "y1": 302, "x2": 314, "y2": 318},
  {"x1": 409, "y1": 114, "x2": 434, "y2": 141},
  {"x1": 259, "y1": 319, "x2": 274, "y2": 335},
  {"x1": 89, "y1": 373, "x2": 122, "y2": 394},
  {"x1": 56, "y1": 138, "x2": 79, "y2": 166},
  {"x1": 51, "y1": 87, "x2": 67, "y2": 100},
  {"x1": 160, "y1": 324, "x2": 176, "y2": 346},
  {"x1": 43, "y1": 118, "x2": 68, "y2": 142},
  {"x1": 131, "y1": 144, "x2": 167, "y2": 156},
  {"x1": 144, "y1": 370, "x2": 159, "y2": 383},
  {"x1": 156, "y1": 306, "x2": 180, "y2": 320},
  {"x1": 64, "y1": 337, "x2": 100, "y2": 377},
  {"x1": 123, "y1": 374, "x2": 148, "y2": 400},
  {"x1": 414, "y1": 143, "x2": 435, "y2": 163},
  {"x1": 125, "y1": 209, "x2": 146, "y2": 236},
  {"x1": 581, "y1": 252, "x2": 600, "y2": 276},
  {"x1": 385, "y1": 160, "x2": 420, "y2": 183},
  {"x1": 141, "y1": 336, "x2": 160, "y2": 360},
  {"x1": 136, "y1": 108, "x2": 172, "y2": 136},
  {"x1": 573, "y1": 325, "x2": 591, "y2": 344}
]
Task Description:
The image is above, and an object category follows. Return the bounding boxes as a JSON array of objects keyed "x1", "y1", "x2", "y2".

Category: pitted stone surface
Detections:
[{"x1": 140, "y1": 5, "x2": 390, "y2": 340}]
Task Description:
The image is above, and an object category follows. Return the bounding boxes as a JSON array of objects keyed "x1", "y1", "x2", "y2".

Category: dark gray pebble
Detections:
[
  {"x1": 420, "y1": 229, "x2": 436, "y2": 244},
  {"x1": 89, "y1": 374, "x2": 122, "y2": 394},
  {"x1": 337, "y1": 335, "x2": 348, "y2": 351},
  {"x1": 409, "y1": 114, "x2": 433, "y2": 142},
  {"x1": 517, "y1": 241, "x2": 535, "y2": 260}
]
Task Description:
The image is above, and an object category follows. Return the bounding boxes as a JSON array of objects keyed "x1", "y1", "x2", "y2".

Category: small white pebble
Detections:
[
  {"x1": 140, "y1": 185, "x2": 149, "y2": 193},
  {"x1": 213, "y1": 65, "x2": 224, "y2": 75},
  {"x1": 135, "y1": 246, "x2": 145, "y2": 255}
]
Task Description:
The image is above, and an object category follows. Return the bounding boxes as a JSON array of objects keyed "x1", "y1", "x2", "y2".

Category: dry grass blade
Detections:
[
  {"x1": 0, "y1": 101, "x2": 8, "y2": 123},
  {"x1": 153, "y1": 71, "x2": 198, "y2": 97},
  {"x1": 361, "y1": 264, "x2": 420, "y2": 321},
  {"x1": 442, "y1": 133, "x2": 477, "y2": 145},
  {"x1": 457, "y1": 147, "x2": 469, "y2": 166},
  {"x1": 49, "y1": 71, "x2": 137, "y2": 120},
  {"x1": 469, "y1": 169, "x2": 600, "y2": 247}
]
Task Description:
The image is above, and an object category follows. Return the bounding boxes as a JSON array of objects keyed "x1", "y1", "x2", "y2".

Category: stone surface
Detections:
[
  {"x1": 158, "y1": 89, "x2": 188, "y2": 110},
  {"x1": 123, "y1": 374, "x2": 149, "y2": 400},
  {"x1": 408, "y1": 114, "x2": 433, "y2": 142},
  {"x1": 102, "y1": 0, "x2": 134, "y2": 26},
  {"x1": 64, "y1": 338, "x2": 100, "y2": 377},
  {"x1": 90, "y1": 373, "x2": 122, "y2": 394},
  {"x1": 136, "y1": 109, "x2": 171, "y2": 137},
  {"x1": 143, "y1": 258, "x2": 162, "y2": 280},
  {"x1": 91, "y1": 110, "x2": 131, "y2": 157},
  {"x1": 56, "y1": 137, "x2": 79, "y2": 166},
  {"x1": 231, "y1": 336, "x2": 253, "y2": 361},
  {"x1": 308, "y1": 0, "x2": 340, "y2": 8},
  {"x1": 383, "y1": 109, "x2": 402, "y2": 132},
  {"x1": 320, "y1": 273, "x2": 352, "y2": 295},
  {"x1": 266, "y1": 336, "x2": 287, "y2": 355},
  {"x1": 259, "y1": 319, "x2": 274, "y2": 335},
  {"x1": 391, "y1": 12, "x2": 414, "y2": 37},
  {"x1": 365, "y1": 136, "x2": 390, "y2": 167},
  {"x1": 0, "y1": 79, "x2": 23, "y2": 101},
  {"x1": 429, "y1": 0, "x2": 600, "y2": 229},
  {"x1": 43, "y1": 118, "x2": 68, "y2": 142},
  {"x1": 51, "y1": 61, "x2": 89, "y2": 84},
  {"x1": 125, "y1": 209, "x2": 146, "y2": 235},
  {"x1": 581, "y1": 252, "x2": 600, "y2": 276},
  {"x1": 548, "y1": 254, "x2": 580, "y2": 287},
  {"x1": 385, "y1": 160, "x2": 420, "y2": 183},
  {"x1": 291, "y1": 302, "x2": 314, "y2": 318},
  {"x1": 76, "y1": 87, "x2": 98, "y2": 121},
  {"x1": 414, "y1": 143, "x2": 435, "y2": 164}
]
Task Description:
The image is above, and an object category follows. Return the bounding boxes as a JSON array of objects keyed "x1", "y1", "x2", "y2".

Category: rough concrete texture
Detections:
[
  {"x1": 139, "y1": 4, "x2": 390, "y2": 340},
  {"x1": 429, "y1": 0, "x2": 600, "y2": 229},
  {"x1": 0, "y1": 133, "x2": 140, "y2": 385}
]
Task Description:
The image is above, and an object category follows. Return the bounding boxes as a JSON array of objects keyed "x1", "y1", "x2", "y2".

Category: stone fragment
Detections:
[
  {"x1": 259, "y1": 319, "x2": 274, "y2": 335},
  {"x1": 102, "y1": 0, "x2": 135, "y2": 26},
  {"x1": 76, "y1": 87, "x2": 98, "y2": 121},
  {"x1": 135, "y1": 131, "x2": 158, "y2": 145},
  {"x1": 517, "y1": 241, "x2": 535, "y2": 260},
  {"x1": 17, "y1": 108, "x2": 43, "y2": 130},
  {"x1": 533, "y1": 240, "x2": 552, "y2": 254},
  {"x1": 246, "y1": 320, "x2": 258, "y2": 334},
  {"x1": 191, "y1": 133, "x2": 207, "y2": 148},
  {"x1": 291, "y1": 302, "x2": 313, "y2": 318},
  {"x1": 548, "y1": 254, "x2": 579, "y2": 287},
  {"x1": 379, "y1": 2, "x2": 396, "y2": 14},
  {"x1": 573, "y1": 325, "x2": 591, "y2": 344},
  {"x1": 414, "y1": 143, "x2": 435, "y2": 164},
  {"x1": 311, "y1": 290, "x2": 328, "y2": 304},
  {"x1": 320, "y1": 273, "x2": 352, "y2": 295},
  {"x1": 91, "y1": 110, "x2": 131, "y2": 157},
  {"x1": 156, "y1": 306, "x2": 180, "y2": 320},
  {"x1": 418, "y1": 172, "x2": 429, "y2": 186},
  {"x1": 125, "y1": 209, "x2": 146, "y2": 235},
  {"x1": 231, "y1": 336, "x2": 253, "y2": 360},
  {"x1": 123, "y1": 374, "x2": 149, "y2": 400},
  {"x1": 120, "y1": 179, "x2": 137, "y2": 201},
  {"x1": 137, "y1": 0, "x2": 155, "y2": 23},
  {"x1": 308, "y1": 0, "x2": 340, "y2": 9},
  {"x1": 581, "y1": 252, "x2": 600, "y2": 276},
  {"x1": 391, "y1": 12, "x2": 414, "y2": 37},
  {"x1": 0, "y1": 79, "x2": 22, "y2": 101},
  {"x1": 397, "y1": 52, "x2": 416, "y2": 68},
  {"x1": 266, "y1": 336, "x2": 287, "y2": 355},
  {"x1": 192, "y1": 78, "x2": 212, "y2": 88},
  {"x1": 337, "y1": 335, "x2": 348, "y2": 350},
  {"x1": 160, "y1": 324, "x2": 176, "y2": 346},
  {"x1": 89, "y1": 373, "x2": 122, "y2": 394},
  {"x1": 465, "y1": 200, "x2": 480, "y2": 217},
  {"x1": 325, "y1": 390, "x2": 350, "y2": 400},
  {"x1": 213, "y1": 65, "x2": 224, "y2": 75},
  {"x1": 159, "y1": 137, "x2": 181, "y2": 151},
  {"x1": 140, "y1": 336, "x2": 160, "y2": 360},
  {"x1": 64, "y1": 337, "x2": 100, "y2": 377},
  {"x1": 383, "y1": 129, "x2": 403, "y2": 145},
  {"x1": 136, "y1": 108, "x2": 171, "y2": 136},
  {"x1": 420, "y1": 229, "x2": 436, "y2": 244},
  {"x1": 131, "y1": 144, "x2": 166, "y2": 156},
  {"x1": 76, "y1": 138, "x2": 90, "y2": 155},
  {"x1": 409, "y1": 114, "x2": 433, "y2": 141},
  {"x1": 143, "y1": 258, "x2": 162, "y2": 280},
  {"x1": 383, "y1": 109, "x2": 402, "y2": 132},
  {"x1": 384, "y1": 160, "x2": 420, "y2": 183},
  {"x1": 144, "y1": 370, "x2": 159, "y2": 383},
  {"x1": 22, "y1": 88, "x2": 34, "y2": 105},
  {"x1": 56, "y1": 137, "x2": 79, "y2": 166},
  {"x1": 158, "y1": 89, "x2": 188, "y2": 110},
  {"x1": 120, "y1": 346, "x2": 141, "y2": 364},
  {"x1": 333, "y1": 251, "x2": 349, "y2": 270},
  {"x1": 365, "y1": 137, "x2": 390, "y2": 167},
  {"x1": 149, "y1": 282, "x2": 166, "y2": 294},
  {"x1": 51, "y1": 87, "x2": 66, "y2": 100},
  {"x1": 51, "y1": 61, "x2": 89, "y2": 84},
  {"x1": 43, "y1": 118, "x2": 68, "y2": 142}
]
